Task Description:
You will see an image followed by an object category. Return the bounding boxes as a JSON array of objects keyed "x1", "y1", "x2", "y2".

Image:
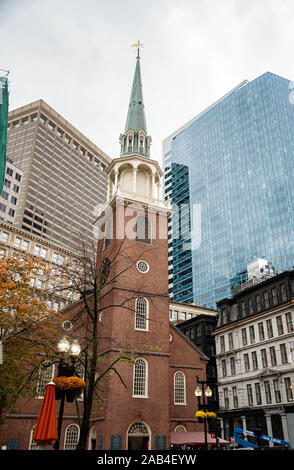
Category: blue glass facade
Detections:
[{"x1": 163, "y1": 72, "x2": 294, "y2": 309}]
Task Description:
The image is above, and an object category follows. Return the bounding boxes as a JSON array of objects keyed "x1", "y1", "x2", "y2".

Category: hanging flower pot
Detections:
[
  {"x1": 66, "y1": 389, "x2": 77, "y2": 402},
  {"x1": 49, "y1": 376, "x2": 86, "y2": 402},
  {"x1": 206, "y1": 412, "x2": 217, "y2": 420},
  {"x1": 55, "y1": 388, "x2": 63, "y2": 400},
  {"x1": 195, "y1": 411, "x2": 207, "y2": 422}
]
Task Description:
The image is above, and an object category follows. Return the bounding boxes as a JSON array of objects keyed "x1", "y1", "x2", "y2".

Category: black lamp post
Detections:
[
  {"x1": 195, "y1": 375, "x2": 213, "y2": 451},
  {"x1": 53, "y1": 336, "x2": 81, "y2": 450}
]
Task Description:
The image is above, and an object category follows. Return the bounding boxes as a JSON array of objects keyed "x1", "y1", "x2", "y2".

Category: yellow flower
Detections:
[
  {"x1": 206, "y1": 412, "x2": 217, "y2": 419},
  {"x1": 51, "y1": 376, "x2": 86, "y2": 391},
  {"x1": 195, "y1": 411, "x2": 206, "y2": 419}
]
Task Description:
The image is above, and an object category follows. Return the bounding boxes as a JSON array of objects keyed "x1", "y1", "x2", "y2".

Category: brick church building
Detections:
[{"x1": 0, "y1": 50, "x2": 209, "y2": 451}]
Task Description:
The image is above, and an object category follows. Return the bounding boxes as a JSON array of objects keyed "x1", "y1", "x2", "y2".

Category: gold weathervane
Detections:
[{"x1": 131, "y1": 40, "x2": 144, "y2": 59}]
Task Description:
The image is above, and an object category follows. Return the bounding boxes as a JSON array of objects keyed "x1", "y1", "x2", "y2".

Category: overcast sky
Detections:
[{"x1": 2, "y1": 0, "x2": 294, "y2": 165}]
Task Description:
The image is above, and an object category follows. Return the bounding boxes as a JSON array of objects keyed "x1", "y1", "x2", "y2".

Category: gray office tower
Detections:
[
  {"x1": 7, "y1": 100, "x2": 111, "y2": 252},
  {"x1": 163, "y1": 72, "x2": 294, "y2": 309}
]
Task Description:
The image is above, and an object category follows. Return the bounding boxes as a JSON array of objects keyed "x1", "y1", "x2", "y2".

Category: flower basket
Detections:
[
  {"x1": 51, "y1": 376, "x2": 86, "y2": 400},
  {"x1": 195, "y1": 411, "x2": 207, "y2": 422},
  {"x1": 55, "y1": 388, "x2": 63, "y2": 400},
  {"x1": 206, "y1": 412, "x2": 217, "y2": 419},
  {"x1": 66, "y1": 389, "x2": 78, "y2": 402}
]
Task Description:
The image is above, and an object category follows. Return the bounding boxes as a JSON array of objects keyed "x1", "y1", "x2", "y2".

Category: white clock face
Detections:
[{"x1": 169, "y1": 334, "x2": 173, "y2": 342}]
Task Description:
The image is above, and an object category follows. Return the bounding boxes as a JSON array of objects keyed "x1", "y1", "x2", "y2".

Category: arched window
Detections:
[
  {"x1": 127, "y1": 421, "x2": 151, "y2": 450},
  {"x1": 174, "y1": 425, "x2": 187, "y2": 432},
  {"x1": 136, "y1": 215, "x2": 151, "y2": 244},
  {"x1": 174, "y1": 371, "x2": 186, "y2": 405},
  {"x1": 135, "y1": 297, "x2": 149, "y2": 331},
  {"x1": 64, "y1": 424, "x2": 80, "y2": 450},
  {"x1": 133, "y1": 358, "x2": 148, "y2": 397},
  {"x1": 36, "y1": 361, "x2": 55, "y2": 398},
  {"x1": 29, "y1": 425, "x2": 46, "y2": 450}
]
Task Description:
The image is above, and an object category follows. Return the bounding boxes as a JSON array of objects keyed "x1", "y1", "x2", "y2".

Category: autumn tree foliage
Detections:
[{"x1": 0, "y1": 253, "x2": 61, "y2": 422}]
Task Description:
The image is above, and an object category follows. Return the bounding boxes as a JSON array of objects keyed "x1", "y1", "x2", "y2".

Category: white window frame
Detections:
[
  {"x1": 135, "y1": 297, "x2": 149, "y2": 331},
  {"x1": 133, "y1": 358, "x2": 148, "y2": 398},
  {"x1": 36, "y1": 362, "x2": 55, "y2": 398},
  {"x1": 64, "y1": 424, "x2": 80, "y2": 450},
  {"x1": 174, "y1": 371, "x2": 186, "y2": 405}
]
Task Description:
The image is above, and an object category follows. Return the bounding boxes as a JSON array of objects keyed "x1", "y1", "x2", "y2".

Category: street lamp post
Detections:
[
  {"x1": 53, "y1": 336, "x2": 81, "y2": 450},
  {"x1": 195, "y1": 375, "x2": 213, "y2": 451}
]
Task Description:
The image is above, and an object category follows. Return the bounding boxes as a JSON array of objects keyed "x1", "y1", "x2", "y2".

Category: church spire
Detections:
[{"x1": 119, "y1": 42, "x2": 152, "y2": 159}]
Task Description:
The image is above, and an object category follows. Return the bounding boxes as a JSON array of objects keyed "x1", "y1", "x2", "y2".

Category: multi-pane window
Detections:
[
  {"x1": 174, "y1": 371, "x2": 186, "y2": 405},
  {"x1": 284, "y1": 377, "x2": 293, "y2": 401},
  {"x1": 195, "y1": 325, "x2": 202, "y2": 338},
  {"x1": 249, "y1": 325, "x2": 255, "y2": 344},
  {"x1": 1, "y1": 232, "x2": 8, "y2": 243},
  {"x1": 256, "y1": 295, "x2": 261, "y2": 312},
  {"x1": 244, "y1": 354, "x2": 250, "y2": 372},
  {"x1": 228, "y1": 332, "x2": 234, "y2": 350},
  {"x1": 258, "y1": 322, "x2": 265, "y2": 341},
  {"x1": 255, "y1": 383, "x2": 262, "y2": 405},
  {"x1": 290, "y1": 341, "x2": 294, "y2": 362},
  {"x1": 14, "y1": 237, "x2": 21, "y2": 248},
  {"x1": 241, "y1": 301, "x2": 246, "y2": 317},
  {"x1": 221, "y1": 360, "x2": 227, "y2": 377},
  {"x1": 280, "y1": 343, "x2": 288, "y2": 363},
  {"x1": 220, "y1": 335, "x2": 225, "y2": 352},
  {"x1": 273, "y1": 379, "x2": 281, "y2": 403},
  {"x1": 232, "y1": 387, "x2": 238, "y2": 408},
  {"x1": 265, "y1": 381, "x2": 272, "y2": 404},
  {"x1": 241, "y1": 328, "x2": 247, "y2": 346},
  {"x1": 247, "y1": 384, "x2": 253, "y2": 406},
  {"x1": 266, "y1": 319, "x2": 273, "y2": 338},
  {"x1": 40, "y1": 247, "x2": 48, "y2": 259},
  {"x1": 261, "y1": 349, "x2": 268, "y2": 368},
  {"x1": 286, "y1": 313, "x2": 294, "y2": 333},
  {"x1": 64, "y1": 424, "x2": 80, "y2": 450},
  {"x1": 34, "y1": 245, "x2": 41, "y2": 256},
  {"x1": 230, "y1": 357, "x2": 236, "y2": 375},
  {"x1": 133, "y1": 359, "x2": 148, "y2": 397},
  {"x1": 281, "y1": 284, "x2": 287, "y2": 302},
  {"x1": 252, "y1": 351, "x2": 258, "y2": 370},
  {"x1": 248, "y1": 298, "x2": 253, "y2": 315},
  {"x1": 270, "y1": 347, "x2": 277, "y2": 366},
  {"x1": 276, "y1": 316, "x2": 284, "y2": 335},
  {"x1": 36, "y1": 362, "x2": 54, "y2": 397},
  {"x1": 135, "y1": 298, "x2": 148, "y2": 331},
  {"x1": 223, "y1": 388, "x2": 229, "y2": 408},
  {"x1": 272, "y1": 288, "x2": 278, "y2": 305}
]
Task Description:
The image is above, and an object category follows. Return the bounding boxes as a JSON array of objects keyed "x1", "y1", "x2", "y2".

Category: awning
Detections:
[{"x1": 171, "y1": 432, "x2": 229, "y2": 446}]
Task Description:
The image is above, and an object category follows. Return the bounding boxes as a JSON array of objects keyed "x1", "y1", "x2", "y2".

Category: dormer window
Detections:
[
  {"x1": 127, "y1": 135, "x2": 134, "y2": 153},
  {"x1": 139, "y1": 136, "x2": 145, "y2": 154}
]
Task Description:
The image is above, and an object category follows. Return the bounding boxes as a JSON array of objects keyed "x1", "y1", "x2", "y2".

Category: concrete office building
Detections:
[
  {"x1": 7, "y1": 100, "x2": 111, "y2": 252},
  {"x1": 0, "y1": 159, "x2": 23, "y2": 224}
]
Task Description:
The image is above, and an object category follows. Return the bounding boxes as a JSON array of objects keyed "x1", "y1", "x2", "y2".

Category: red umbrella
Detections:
[{"x1": 33, "y1": 380, "x2": 58, "y2": 445}]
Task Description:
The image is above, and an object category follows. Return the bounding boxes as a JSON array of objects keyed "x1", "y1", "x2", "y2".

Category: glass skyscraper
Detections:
[{"x1": 163, "y1": 72, "x2": 294, "y2": 309}]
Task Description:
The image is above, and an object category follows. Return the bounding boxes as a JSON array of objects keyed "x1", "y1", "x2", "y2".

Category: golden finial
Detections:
[{"x1": 131, "y1": 40, "x2": 144, "y2": 59}]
